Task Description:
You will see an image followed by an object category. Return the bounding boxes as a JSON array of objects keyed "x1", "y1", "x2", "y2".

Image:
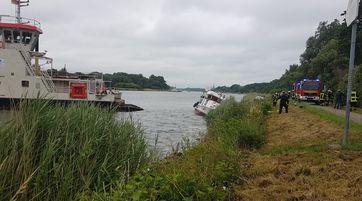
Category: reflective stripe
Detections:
[
  {"x1": 351, "y1": 92, "x2": 358, "y2": 102},
  {"x1": 320, "y1": 93, "x2": 325, "y2": 101}
]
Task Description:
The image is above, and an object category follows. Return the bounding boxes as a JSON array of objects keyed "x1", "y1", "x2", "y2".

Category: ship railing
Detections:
[
  {"x1": 41, "y1": 70, "x2": 56, "y2": 93},
  {"x1": 54, "y1": 87, "x2": 70, "y2": 94},
  {"x1": 19, "y1": 50, "x2": 35, "y2": 76},
  {"x1": 0, "y1": 15, "x2": 41, "y2": 28}
]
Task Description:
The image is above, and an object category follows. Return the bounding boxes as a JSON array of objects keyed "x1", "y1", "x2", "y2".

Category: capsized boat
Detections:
[
  {"x1": 193, "y1": 90, "x2": 225, "y2": 116},
  {"x1": 0, "y1": 0, "x2": 142, "y2": 112}
]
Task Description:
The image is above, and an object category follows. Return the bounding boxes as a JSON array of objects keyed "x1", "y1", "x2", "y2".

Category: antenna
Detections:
[{"x1": 11, "y1": 0, "x2": 30, "y2": 23}]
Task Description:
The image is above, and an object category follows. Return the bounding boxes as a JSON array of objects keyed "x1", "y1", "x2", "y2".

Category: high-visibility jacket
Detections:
[
  {"x1": 320, "y1": 93, "x2": 325, "y2": 101},
  {"x1": 351, "y1": 91, "x2": 358, "y2": 103}
]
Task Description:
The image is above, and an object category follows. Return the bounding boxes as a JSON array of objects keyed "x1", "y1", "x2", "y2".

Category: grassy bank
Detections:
[
  {"x1": 235, "y1": 104, "x2": 362, "y2": 200},
  {"x1": 0, "y1": 100, "x2": 149, "y2": 201},
  {"x1": 98, "y1": 97, "x2": 271, "y2": 200},
  {"x1": 302, "y1": 104, "x2": 362, "y2": 151}
]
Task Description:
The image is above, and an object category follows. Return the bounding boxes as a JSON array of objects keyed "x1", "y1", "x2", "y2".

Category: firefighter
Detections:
[
  {"x1": 319, "y1": 91, "x2": 325, "y2": 106},
  {"x1": 327, "y1": 89, "x2": 333, "y2": 106},
  {"x1": 334, "y1": 89, "x2": 343, "y2": 109},
  {"x1": 272, "y1": 93, "x2": 278, "y2": 108},
  {"x1": 351, "y1": 89, "x2": 358, "y2": 108},
  {"x1": 279, "y1": 91, "x2": 289, "y2": 114}
]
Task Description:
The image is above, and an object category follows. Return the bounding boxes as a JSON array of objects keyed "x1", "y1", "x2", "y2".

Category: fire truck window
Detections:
[
  {"x1": 13, "y1": 31, "x2": 21, "y2": 43},
  {"x1": 22, "y1": 32, "x2": 32, "y2": 44},
  {"x1": 4, "y1": 30, "x2": 12, "y2": 43}
]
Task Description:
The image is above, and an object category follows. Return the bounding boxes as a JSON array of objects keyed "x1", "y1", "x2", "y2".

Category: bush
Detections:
[
  {"x1": 0, "y1": 100, "x2": 149, "y2": 201},
  {"x1": 208, "y1": 98, "x2": 267, "y2": 149}
]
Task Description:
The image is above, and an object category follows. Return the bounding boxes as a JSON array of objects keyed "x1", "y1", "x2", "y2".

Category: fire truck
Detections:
[{"x1": 293, "y1": 79, "x2": 323, "y2": 103}]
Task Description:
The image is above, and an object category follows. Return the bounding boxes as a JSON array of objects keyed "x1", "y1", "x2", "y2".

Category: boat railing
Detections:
[
  {"x1": 41, "y1": 70, "x2": 56, "y2": 92},
  {"x1": 19, "y1": 50, "x2": 35, "y2": 76},
  {"x1": 0, "y1": 15, "x2": 41, "y2": 28},
  {"x1": 55, "y1": 86, "x2": 70, "y2": 94}
]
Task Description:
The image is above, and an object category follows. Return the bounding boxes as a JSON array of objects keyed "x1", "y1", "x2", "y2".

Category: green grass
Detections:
[
  {"x1": 301, "y1": 104, "x2": 362, "y2": 152},
  {"x1": 303, "y1": 104, "x2": 362, "y2": 134},
  {"x1": 98, "y1": 97, "x2": 271, "y2": 200},
  {"x1": 261, "y1": 143, "x2": 329, "y2": 156},
  {"x1": 0, "y1": 100, "x2": 149, "y2": 201}
]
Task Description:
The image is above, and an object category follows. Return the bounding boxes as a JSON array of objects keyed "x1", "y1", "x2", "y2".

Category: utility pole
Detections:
[
  {"x1": 343, "y1": 22, "x2": 357, "y2": 145},
  {"x1": 343, "y1": 0, "x2": 360, "y2": 145}
]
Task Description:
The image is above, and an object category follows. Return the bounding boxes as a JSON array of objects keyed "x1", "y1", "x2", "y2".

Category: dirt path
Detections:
[
  {"x1": 314, "y1": 105, "x2": 362, "y2": 124},
  {"x1": 234, "y1": 106, "x2": 362, "y2": 201}
]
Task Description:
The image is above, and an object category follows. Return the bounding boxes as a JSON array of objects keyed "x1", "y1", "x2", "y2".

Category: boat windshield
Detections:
[
  {"x1": 4, "y1": 30, "x2": 12, "y2": 43},
  {"x1": 207, "y1": 95, "x2": 222, "y2": 103}
]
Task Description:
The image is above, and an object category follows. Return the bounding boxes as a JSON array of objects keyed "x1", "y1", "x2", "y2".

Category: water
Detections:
[
  {"x1": 117, "y1": 91, "x2": 244, "y2": 155},
  {"x1": 0, "y1": 91, "x2": 244, "y2": 155}
]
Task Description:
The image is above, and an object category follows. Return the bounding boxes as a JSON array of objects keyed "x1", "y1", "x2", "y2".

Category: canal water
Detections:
[
  {"x1": 118, "y1": 91, "x2": 244, "y2": 155},
  {"x1": 0, "y1": 91, "x2": 244, "y2": 156}
]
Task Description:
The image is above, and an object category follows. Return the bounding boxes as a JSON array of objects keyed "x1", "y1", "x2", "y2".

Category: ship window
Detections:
[
  {"x1": 22, "y1": 32, "x2": 32, "y2": 44},
  {"x1": 21, "y1": 80, "x2": 29, "y2": 87},
  {"x1": 4, "y1": 30, "x2": 12, "y2": 43},
  {"x1": 13, "y1": 31, "x2": 21, "y2": 43}
]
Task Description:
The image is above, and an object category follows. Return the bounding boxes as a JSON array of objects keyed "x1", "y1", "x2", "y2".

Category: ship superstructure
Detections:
[{"x1": 0, "y1": 0, "x2": 142, "y2": 111}]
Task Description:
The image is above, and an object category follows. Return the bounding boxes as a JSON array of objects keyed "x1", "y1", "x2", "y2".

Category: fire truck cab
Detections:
[{"x1": 294, "y1": 79, "x2": 323, "y2": 103}]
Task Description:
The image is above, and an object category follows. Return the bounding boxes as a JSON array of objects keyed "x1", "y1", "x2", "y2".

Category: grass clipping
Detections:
[{"x1": 0, "y1": 100, "x2": 149, "y2": 201}]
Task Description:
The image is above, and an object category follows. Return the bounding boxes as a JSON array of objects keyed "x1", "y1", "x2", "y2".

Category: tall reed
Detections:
[{"x1": 0, "y1": 100, "x2": 149, "y2": 201}]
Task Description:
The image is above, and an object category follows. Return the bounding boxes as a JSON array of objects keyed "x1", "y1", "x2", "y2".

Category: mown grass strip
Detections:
[
  {"x1": 303, "y1": 104, "x2": 362, "y2": 134},
  {"x1": 302, "y1": 104, "x2": 362, "y2": 152},
  {"x1": 261, "y1": 143, "x2": 328, "y2": 156}
]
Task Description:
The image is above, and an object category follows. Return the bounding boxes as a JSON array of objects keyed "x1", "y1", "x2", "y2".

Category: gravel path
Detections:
[{"x1": 314, "y1": 106, "x2": 362, "y2": 124}]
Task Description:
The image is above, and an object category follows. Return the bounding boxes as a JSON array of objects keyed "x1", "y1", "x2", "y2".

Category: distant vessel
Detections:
[
  {"x1": 193, "y1": 90, "x2": 225, "y2": 116},
  {"x1": 0, "y1": 0, "x2": 142, "y2": 111},
  {"x1": 168, "y1": 87, "x2": 182, "y2": 92}
]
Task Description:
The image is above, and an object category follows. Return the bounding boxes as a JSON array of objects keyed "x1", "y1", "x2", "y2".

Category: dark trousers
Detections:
[
  {"x1": 279, "y1": 104, "x2": 288, "y2": 114},
  {"x1": 334, "y1": 101, "x2": 342, "y2": 109}
]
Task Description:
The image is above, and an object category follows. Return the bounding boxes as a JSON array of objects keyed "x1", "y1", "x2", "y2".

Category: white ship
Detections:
[
  {"x1": 0, "y1": 0, "x2": 142, "y2": 112},
  {"x1": 193, "y1": 90, "x2": 225, "y2": 116}
]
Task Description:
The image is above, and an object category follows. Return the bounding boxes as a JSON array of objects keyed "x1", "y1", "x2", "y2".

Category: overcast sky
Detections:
[{"x1": 0, "y1": 0, "x2": 348, "y2": 88}]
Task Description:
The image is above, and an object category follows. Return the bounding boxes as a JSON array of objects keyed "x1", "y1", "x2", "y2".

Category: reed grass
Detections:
[{"x1": 0, "y1": 100, "x2": 149, "y2": 201}]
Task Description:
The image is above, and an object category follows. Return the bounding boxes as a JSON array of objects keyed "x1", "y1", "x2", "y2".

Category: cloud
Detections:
[{"x1": 0, "y1": 0, "x2": 346, "y2": 87}]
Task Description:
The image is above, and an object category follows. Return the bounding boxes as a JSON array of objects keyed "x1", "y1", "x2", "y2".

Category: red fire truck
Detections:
[{"x1": 293, "y1": 79, "x2": 323, "y2": 103}]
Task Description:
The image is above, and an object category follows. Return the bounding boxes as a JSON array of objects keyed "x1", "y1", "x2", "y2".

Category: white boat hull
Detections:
[{"x1": 193, "y1": 90, "x2": 224, "y2": 116}]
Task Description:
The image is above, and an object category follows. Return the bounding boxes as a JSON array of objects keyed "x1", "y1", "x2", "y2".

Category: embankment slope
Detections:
[{"x1": 235, "y1": 106, "x2": 362, "y2": 201}]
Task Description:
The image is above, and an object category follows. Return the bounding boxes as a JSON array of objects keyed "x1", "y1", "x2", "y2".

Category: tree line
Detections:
[
  {"x1": 48, "y1": 68, "x2": 170, "y2": 90},
  {"x1": 215, "y1": 19, "x2": 362, "y2": 101},
  {"x1": 104, "y1": 72, "x2": 170, "y2": 90}
]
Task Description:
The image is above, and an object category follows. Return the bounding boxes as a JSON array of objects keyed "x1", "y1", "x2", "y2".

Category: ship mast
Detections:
[{"x1": 11, "y1": 0, "x2": 29, "y2": 23}]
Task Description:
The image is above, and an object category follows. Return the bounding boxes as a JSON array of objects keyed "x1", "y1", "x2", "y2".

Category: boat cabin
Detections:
[
  {"x1": 0, "y1": 15, "x2": 42, "y2": 51},
  {"x1": 206, "y1": 91, "x2": 224, "y2": 103}
]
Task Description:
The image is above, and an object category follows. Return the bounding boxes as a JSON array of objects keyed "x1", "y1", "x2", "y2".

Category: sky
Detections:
[{"x1": 0, "y1": 0, "x2": 348, "y2": 88}]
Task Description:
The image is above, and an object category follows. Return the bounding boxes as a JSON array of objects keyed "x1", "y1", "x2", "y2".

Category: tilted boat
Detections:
[
  {"x1": 0, "y1": 0, "x2": 143, "y2": 112},
  {"x1": 193, "y1": 90, "x2": 225, "y2": 116}
]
